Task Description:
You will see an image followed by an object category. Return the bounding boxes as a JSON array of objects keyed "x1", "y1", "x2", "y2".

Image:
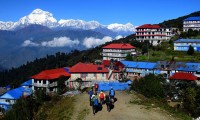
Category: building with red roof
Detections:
[
  {"x1": 102, "y1": 43, "x2": 136, "y2": 61},
  {"x1": 169, "y1": 72, "x2": 197, "y2": 81},
  {"x1": 69, "y1": 62, "x2": 120, "y2": 88},
  {"x1": 31, "y1": 68, "x2": 70, "y2": 93},
  {"x1": 136, "y1": 24, "x2": 172, "y2": 46}
]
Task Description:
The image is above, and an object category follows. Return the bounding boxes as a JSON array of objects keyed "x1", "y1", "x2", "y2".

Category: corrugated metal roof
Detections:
[
  {"x1": 70, "y1": 62, "x2": 109, "y2": 73},
  {"x1": 174, "y1": 39, "x2": 200, "y2": 43},
  {"x1": 121, "y1": 61, "x2": 156, "y2": 69},
  {"x1": 0, "y1": 87, "x2": 32, "y2": 99},
  {"x1": 136, "y1": 24, "x2": 161, "y2": 29},
  {"x1": 176, "y1": 62, "x2": 200, "y2": 72},
  {"x1": 103, "y1": 43, "x2": 135, "y2": 49},
  {"x1": 169, "y1": 72, "x2": 197, "y2": 81},
  {"x1": 20, "y1": 79, "x2": 32, "y2": 86},
  {"x1": 184, "y1": 16, "x2": 200, "y2": 21},
  {"x1": 31, "y1": 68, "x2": 70, "y2": 80}
]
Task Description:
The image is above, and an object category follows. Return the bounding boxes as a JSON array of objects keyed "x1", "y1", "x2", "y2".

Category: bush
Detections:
[{"x1": 133, "y1": 74, "x2": 164, "y2": 98}]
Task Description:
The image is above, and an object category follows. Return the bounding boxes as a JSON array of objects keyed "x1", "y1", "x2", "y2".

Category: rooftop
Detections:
[
  {"x1": 103, "y1": 43, "x2": 135, "y2": 49},
  {"x1": 31, "y1": 68, "x2": 70, "y2": 80},
  {"x1": 184, "y1": 16, "x2": 200, "y2": 21},
  {"x1": 70, "y1": 62, "x2": 109, "y2": 73},
  {"x1": 174, "y1": 39, "x2": 200, "y2": 43},
  {"x1": 121, "y1": 60, "x2": 156, "y2": 69},
  {"x1": 136, "y1": 24, "x2": 161, "y2": 29},
  {"x1": 169, "y1": 72, "x2": 197, "y2": 81}
]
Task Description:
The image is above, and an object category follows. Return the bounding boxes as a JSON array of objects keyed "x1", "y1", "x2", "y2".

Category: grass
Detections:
[
  {"x1": 35, "y1": 96, "x2": 75, "y2": 120},
  {"x1": 129, "y1": 93, "x2": 192, "y2": 120},
  {"x1": 76, "y1": 108, "x2": 90, "y2": 120}
]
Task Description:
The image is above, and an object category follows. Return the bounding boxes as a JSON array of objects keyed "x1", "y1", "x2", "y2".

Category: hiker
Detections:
[
  {"x1": 109, "y1": 87, "x2": 115, "y2": 103},
  {"x1": 94, "y1": 83, "x2": 99, "y2": 93},
  {"x1": 92, "y1": 84, "x2": 96, "y2": 95},
  {"x1": 88, "y1": 89, "x2": 93, "y2": 106},
  {"x1": 91, "y1": 94, "x2": 99, "y2": 115},
  {"x1": 99, "y1": 90, "x2": 105, "y2": 104},
  {"x1": 105, "y1": 95, "x2": 112, "y2": 112}
]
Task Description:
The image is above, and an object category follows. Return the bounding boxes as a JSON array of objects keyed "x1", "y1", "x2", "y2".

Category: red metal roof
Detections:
[
  {"x1": 136, "y1": 24, "x2": 161, "y2": 29},
  {"x1": 169, "y1": 72, "x2": 197, "y2": 81},
  {"x1": 31, "y1": 68, "x2": 70, "y2": 80},
  {"x1": 103, "y1": 43, "x2": 136, "y2": 49},
  {"x1": 70, "y1": 62, "x2": 109, "y2": 73},
  {"x1": 135, "y1": 34, "x2": 166, "y2": 36},
  {"x1": 102, "y1": 60, "x2": 124, "y2": 68}
]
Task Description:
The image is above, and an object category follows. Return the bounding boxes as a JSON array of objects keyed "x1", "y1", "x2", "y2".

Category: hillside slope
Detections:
[
  {"x1": 37, "y1": 91, "x2": 178, "y2": 120},
  {"x1": 159, "y1": 11, "x2": 200, "y2": 29}
]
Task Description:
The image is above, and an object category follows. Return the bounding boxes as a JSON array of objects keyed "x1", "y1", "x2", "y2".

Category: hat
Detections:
[{"x1": 92, "y1": 95, "x2": 95, "y2": 97}]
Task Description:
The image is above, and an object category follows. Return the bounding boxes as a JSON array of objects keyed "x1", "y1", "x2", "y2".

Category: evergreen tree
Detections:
[
  {"x1": 187, "y1": 45, "x2": 194, "y2": 55},
  {"x1": 125, "y1": 54, "x2": 133, "y2": 61},
  {"x1": 134, "y1": 74, "x2": 164, "y2": 98}
]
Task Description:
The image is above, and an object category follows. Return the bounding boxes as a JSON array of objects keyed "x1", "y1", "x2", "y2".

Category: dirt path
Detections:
[{"x1": 71, "y1": 91, "x2": 177, "y2": 120}]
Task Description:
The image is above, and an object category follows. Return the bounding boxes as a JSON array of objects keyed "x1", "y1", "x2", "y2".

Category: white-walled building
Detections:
[
  {"x1": 183, "y1": 16, "x2": 200, "y2": 32},
  {"x1": 69, "y1": 62, "x2": 120, "y2": 88},
  {"x1": 136, "y1": 24, "x2": 172, "y2": 46},
  {"x1": 102, "y1": 43, "x2": 136, "y2": 61},
  {"x1": 31, "y1": 68, "x2": 70, "y2": 93}
]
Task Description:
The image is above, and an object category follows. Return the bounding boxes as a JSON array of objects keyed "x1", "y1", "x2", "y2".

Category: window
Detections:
[
  {"x1": 6, "y1": 99, "x2": 10, "y2": 103},
  {"x1": 94, "y1": 73, "x2": 96, "y2": 77},
  {"x1": 43, "y1": 80, "x2": 46, "y2": 84},
  {"x1": 102, "y1": 73, "x2": 104, "y2": 77},
  {"x1": 34, "y1": 79, "x2": 37, "y2": 83}
]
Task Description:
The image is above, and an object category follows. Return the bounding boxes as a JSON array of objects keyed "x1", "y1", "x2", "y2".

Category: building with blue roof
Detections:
[
  {"x1": 121, "y1": 60, "x2": 156, "y2": 78},
  {"x1": 183, "y1": 16, "x2": 200, "y2": 32},
  {"x1": 20, "y1": 79, "x2": 32, "y2": 87},
  {"x1": 174, "y1": 39, "x2": 200, "y2": 51},
  {"x1": 0, "y1": 86, "x2": 32, "y2": 112}
]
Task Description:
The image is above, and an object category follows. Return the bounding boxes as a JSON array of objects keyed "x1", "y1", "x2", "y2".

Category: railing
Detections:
[
  {"x1": 32, "y1": 83, "x2": 57, "y2": 87},
  {"x1": 33, "y1": 83, "x2": 48, "y2": 87}
]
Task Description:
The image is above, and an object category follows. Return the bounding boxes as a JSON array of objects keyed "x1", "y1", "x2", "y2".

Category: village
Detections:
[{"x1": 0, "y1": 16, "x2": 200, "y2": 119}]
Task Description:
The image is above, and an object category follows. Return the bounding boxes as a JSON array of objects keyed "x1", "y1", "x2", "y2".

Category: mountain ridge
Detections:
[{"x1": 0, "y1": 8, "x2": 136, "y2": 35}]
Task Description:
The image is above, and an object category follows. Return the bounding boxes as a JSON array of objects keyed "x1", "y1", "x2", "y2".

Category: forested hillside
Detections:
[
  {"x1": 0, "y1": 34, "x2": 136, "y2": 87},
  {"x1": 159, "y1": 11, "x2": 200, "y2": 29}
]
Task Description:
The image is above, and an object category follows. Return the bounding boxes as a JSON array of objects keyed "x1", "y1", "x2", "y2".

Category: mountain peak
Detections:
[
  {"x1": 0, "y1": 8, "x2": 135, "y2": 33},
  {"x1": 31, "y1": 8, "x2": 46, "y2": 14}
]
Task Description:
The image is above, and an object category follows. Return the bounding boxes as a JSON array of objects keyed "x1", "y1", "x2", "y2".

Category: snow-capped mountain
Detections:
[
  {"x1": 0, "y1": 21, "x2": 14, "y2": 30},
  {"x1": 10, "y1": 9, "x2": 58, "y2": 30},
  {"x1": 58, "y1": 19, "x2": 103, "y2": 29},
  {"x1": 0, "y1": 9, "x2": 136, "y2": 34},
  {"x1": 107, "y1": 23, "x2": 135, "y2": 32}
]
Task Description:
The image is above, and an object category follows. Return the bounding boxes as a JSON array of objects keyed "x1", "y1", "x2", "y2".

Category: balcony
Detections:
[{"x1": 33, "y1": 82, "x2": 57, "y2": 87}]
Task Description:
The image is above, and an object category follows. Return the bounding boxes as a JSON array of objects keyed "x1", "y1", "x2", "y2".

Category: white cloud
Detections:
[
  {"x1": 83, "y1": 36, "x2": 113, "y2": 48},
  {"x1": 22, "y1": 40, "x2": 39, "y2": 47},
  {"x1": 21, "y1": 37, "x2": 80, "y2": 47},
  {"x1": 115, "y1": 35, "x2": 123, "y2": 40},
  {"x1": 41, "y1": 37, "x2": 80, "y2": 47}
]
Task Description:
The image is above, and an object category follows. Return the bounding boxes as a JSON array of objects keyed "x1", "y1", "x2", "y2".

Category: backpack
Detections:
[
  {"x1": 93, "y1": 98, "x2": 98, "y2": 106},
  {"x1": 110, "y1": 89, "x2": 115, "y2": 97},
  {"x1": 100, "y1": 93, "x2": 104, "y2": 99},
  {"x1": 95, "y1": 84, "x2": 98, "y2": 89}
]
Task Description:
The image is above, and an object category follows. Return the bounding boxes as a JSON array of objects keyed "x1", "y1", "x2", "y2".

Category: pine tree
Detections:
[{"x1": 187, "y1": 45, "x2": 194, "y2": 55}]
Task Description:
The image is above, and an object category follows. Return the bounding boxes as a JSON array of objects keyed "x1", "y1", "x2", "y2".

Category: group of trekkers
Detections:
[{"x1": 88, "y1": 83, "x2": 116, "y2": 115}]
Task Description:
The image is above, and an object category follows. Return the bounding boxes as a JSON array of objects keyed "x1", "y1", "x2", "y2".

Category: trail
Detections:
[{"x1": 71, "y1": 91, "x2": 177, "y2": 120}]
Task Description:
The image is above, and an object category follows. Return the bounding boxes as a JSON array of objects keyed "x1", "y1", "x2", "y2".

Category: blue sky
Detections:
[{"x1": 0, "y1": 0, "x2": 199, "y2": 26}]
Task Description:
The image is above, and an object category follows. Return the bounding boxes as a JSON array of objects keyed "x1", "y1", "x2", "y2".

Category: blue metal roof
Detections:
[
  {"x1": 184, "y1": 16, "x2": 200, "y2": 21},
  {"x1": 176, "y1": 62, "x2": 200, "y2": 72},
  {"x1": 121, "y1": 60, "x2": 156, "y2": 69},
  {"x1": 174, "y1": 39, "x2": 200, "y2": 43},
  {"x1": 0, "y1": 87, "x2": 32, "y2": 99},
  {"x1": 20, "y1": 79, "x2": 32, "y2": 86},
  {"x1": 64, "y1": 67, "x2": 70, "y2": 74}
]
